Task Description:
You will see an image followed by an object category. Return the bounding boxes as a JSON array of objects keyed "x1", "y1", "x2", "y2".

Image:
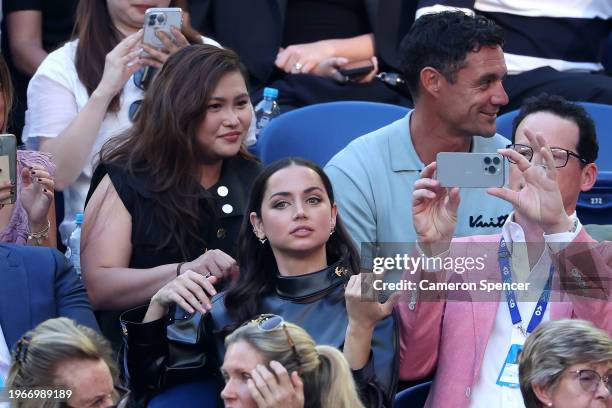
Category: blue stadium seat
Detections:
[
  {"x1": 255, "y1": 101, "x2": 409, "y2": 166},
  {"x1": 394, "y1": 380, "x2": 431, "y2": 407},
  {"x1": 496, "y1": 102, "x2": 612, "y2": 224}
]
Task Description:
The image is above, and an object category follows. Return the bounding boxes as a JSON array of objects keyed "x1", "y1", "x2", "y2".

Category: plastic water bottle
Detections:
[
  {"x1": 65, "y1": 212, "x2": 83, "y2": 278},
  {"x1": 254, "y1": 87, "x2": 280, "y2": 138}
]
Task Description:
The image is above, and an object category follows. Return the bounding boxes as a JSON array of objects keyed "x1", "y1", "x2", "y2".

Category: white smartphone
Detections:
[
  {"x1": 0, "y1": 134, "x2": 17, "y2": 204},
  {"x1": 143, "y1": 7, "x2": 183, "y2": 49},
  {"x1": 436, "y1": 152, "x2": 506, "y2": 188}
]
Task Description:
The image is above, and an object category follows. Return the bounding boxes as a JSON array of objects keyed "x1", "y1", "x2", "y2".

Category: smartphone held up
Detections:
[
  {"x1": 0, "y1": 134, "x2": 17, "y2": 205},
  {"x1": 436, "y1": 152, "x2": 506, "y2": 188},
  {"x1": 143, "y1": 7, "x2": 183, "y2": 50}
]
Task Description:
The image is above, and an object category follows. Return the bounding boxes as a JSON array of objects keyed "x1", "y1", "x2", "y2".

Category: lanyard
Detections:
[{"x1": 498, "y1": 238, "x2": 553, "y2": 336}]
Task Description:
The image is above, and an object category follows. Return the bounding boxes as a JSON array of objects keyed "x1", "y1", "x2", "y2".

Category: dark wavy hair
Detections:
[
  {"x1": 399, "y1": 11, "x2": 504, "y2": 98},
  {"x1": 223, "y1": 158, "x2": 360, "y2": 328},
  {"x1": 98, "y1": 45, "x2": 254, "y2": 259},
  {"x1": 511, "y1": 94, "x2": 599, "y2": 165}
]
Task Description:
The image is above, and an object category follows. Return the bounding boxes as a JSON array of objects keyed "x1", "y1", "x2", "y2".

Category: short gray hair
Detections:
[{"x1": 519, "y1": 319, "x2": 612, "y2": 408}]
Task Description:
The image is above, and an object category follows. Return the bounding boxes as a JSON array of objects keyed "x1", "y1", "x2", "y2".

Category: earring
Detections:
[
  {"x1": 253, "y1": 228, "x2": 267, "y2": 244},
  {"x1": 330, "y1": 225, "x2": 335, "y2": 236}
]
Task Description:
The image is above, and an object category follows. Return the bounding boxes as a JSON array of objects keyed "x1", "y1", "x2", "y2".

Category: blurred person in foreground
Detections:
[
  {"x1": 6, "y1": 317, "x2": 125, "y2": 408},
  {"x1": 221, "y1": 314, "x2": 364, "y2": 408},
  {"x1": 519, "y1": 319, "x2": 611, "y2": 408}
]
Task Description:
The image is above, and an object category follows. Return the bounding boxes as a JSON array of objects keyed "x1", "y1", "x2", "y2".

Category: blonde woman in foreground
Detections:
[{"x1": 221, "y1": 314, "x2": 364, "y2": 408}]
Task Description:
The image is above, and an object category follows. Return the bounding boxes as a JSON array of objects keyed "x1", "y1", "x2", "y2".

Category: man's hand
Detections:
[
  {"x1": 413, "y1": 162, "x2": 460, "y2": 250},
  {"x1": 488, "y1": 129, "x2": 572, "y2": 234}
]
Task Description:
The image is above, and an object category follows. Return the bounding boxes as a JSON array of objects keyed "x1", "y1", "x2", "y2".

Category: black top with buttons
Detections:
[{"x1": 86, "y1": 155, "x2": 262, "y2": 348}]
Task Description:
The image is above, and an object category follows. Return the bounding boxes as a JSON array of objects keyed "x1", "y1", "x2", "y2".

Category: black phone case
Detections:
[{"x1": 338, "y1": 65, "x2": 374, "y2": 77}]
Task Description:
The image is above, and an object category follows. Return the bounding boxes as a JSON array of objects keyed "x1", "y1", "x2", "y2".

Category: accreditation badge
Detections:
[{"x1": 496, "y1": 343, "x2": 522, "y2": 388}]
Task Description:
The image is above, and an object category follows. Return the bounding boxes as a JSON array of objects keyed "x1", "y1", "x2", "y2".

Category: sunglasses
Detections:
[
  {"x1": 129, "y1": 66, "x2": 158, "y2": 122},
  {"x1": 566, "y1": 369, "x2": 611, "y2": 394},
  {"x1": 249, "y1": 314, "x2": 302, "y2": 369}
]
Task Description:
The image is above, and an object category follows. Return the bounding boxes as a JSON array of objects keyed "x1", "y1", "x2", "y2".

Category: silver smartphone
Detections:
[
  {"x1": 0, "y1": 134, "x2": 17, "y2": 204},
  {"x1": 143, "y1": 7, "x2": 183, "y2": 49},
  {"x1": 436, "y1": 152, "x2": 505, "y2": 188}
]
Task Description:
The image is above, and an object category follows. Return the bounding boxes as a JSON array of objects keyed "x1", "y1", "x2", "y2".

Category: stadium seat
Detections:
[
  {"x1": 394, "y1": 380, "x2": 431, "y2": 407},
  {"x1": 496, "y1": 102, "x2": 612, "y2": 224},
  {"x1": 255, "y1": 101, "x2": 409, "y2": 166}
]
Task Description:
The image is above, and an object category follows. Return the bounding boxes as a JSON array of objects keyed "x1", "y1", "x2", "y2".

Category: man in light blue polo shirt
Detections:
[{"x1": 325, "y1": 12, "x2": 513, "y2": 259}]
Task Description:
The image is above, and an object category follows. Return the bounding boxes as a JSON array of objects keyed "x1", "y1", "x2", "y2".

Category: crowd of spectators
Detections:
[{"x1": 0, "y1": 1, "x2": 610, "y2": 408}]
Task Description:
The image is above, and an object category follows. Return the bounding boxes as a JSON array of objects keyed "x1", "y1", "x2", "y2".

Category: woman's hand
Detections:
[
  {"x1": 345, "y1": 274, "x2": 399, "y2": 330},
  {"x1": 150, "y1": 270, "x2": 219, "y2": 315},
  {"x1": 248, "y1": 361, "x2": 304, "y2": 408},
  {"x1": 183, "y1": 249, "x2": 238, "y2": 281},
  {"x1": 19, "y1": 165, "x2": 54, "y2": 228},
  {"x1": 94, "y1": 30, "x2": 144, "y2": 100},
  {"x1": 275, "y1": 41, "x2": 335, "y2": 75},
  {"x1": 141, "y1": 26, "x2": 190, "y2": 69},
  {"x1": 412, "y1": 161, "x2": 460, "y2": 252},
  {"x1": 488, "y1": 129, "x2": 572, "y2": 234}
]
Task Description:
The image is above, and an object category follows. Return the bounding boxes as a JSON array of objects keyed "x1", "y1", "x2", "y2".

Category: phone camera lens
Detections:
[
  {"x1": 493, "y1": 157, "x2": 501, "y2": 165},
  {"x1": 484, "y1": 157, "x2": 491, "y2": 165},
  {"x1": 148, "y1": 14, "x2": 156, "y2": 26},
  {"x1": 156, "y1": 14, "x2": 166, "y2": 24},
  {"x1": 488, "y1": 165, "x2": 497, "y2": 174}
]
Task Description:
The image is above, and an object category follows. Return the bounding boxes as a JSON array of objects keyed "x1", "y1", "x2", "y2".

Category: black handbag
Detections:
[{"x1": 163, "y1": 306, "x2": 210, "y2": 388}]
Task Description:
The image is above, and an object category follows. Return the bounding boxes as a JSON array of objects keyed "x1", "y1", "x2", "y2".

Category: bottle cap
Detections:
[
  {"x1": 75, "y1": 212, "x2": 84, "y2": 225},
  {"x1": 263, "y1": 87, "x2": 279, "y2": 99}
]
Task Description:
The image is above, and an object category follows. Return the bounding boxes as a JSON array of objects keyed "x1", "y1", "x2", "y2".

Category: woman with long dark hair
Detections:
[
  {"x1": 123, "y1": 158, "x2": 398, "y2": 407},
  {"x1": 81, "y1": 44, "x2": 259, "y2": 349},
  {"x1": 22, "y1": 0, "x2": 218, "y2": 245}
]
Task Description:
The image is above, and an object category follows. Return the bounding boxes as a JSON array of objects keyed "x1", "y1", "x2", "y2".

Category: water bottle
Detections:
[
  {"x1": 254, "y1": 87, "x2": 280, "y2": 138},
  {"x1": 65, "y1": 212, "x2": 83, "y2": 278}
]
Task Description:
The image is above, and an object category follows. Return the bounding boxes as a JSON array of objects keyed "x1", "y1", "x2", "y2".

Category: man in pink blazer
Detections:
[{"x1": 396, "y1": 94, "x2": 610, "y2": 408}]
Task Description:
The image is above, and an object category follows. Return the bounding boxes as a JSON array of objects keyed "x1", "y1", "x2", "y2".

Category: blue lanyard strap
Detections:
[{"x1": 498, "y1": 238, "x2": 553, "y2": 334}]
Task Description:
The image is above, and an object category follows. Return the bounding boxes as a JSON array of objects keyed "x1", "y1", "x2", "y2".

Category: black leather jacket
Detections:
[{"x1": 121, "y1": 260, "x2": 399, "y2": 407}]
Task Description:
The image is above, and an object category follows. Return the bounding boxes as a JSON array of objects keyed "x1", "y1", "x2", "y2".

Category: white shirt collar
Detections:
[{"x1": 501, "y1": 211, "x2": 578, "y2": 252}]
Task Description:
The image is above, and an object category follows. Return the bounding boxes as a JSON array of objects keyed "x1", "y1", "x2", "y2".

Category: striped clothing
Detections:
[{"x1": 417, "y1": 0, "x2": 612, "y2": 74}]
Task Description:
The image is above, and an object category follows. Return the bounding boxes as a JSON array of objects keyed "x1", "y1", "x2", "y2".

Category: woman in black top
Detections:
[
  {"x1": 81, "y1": 45, "x2": 261, "y2": 348},
  {"x1": 122, "y1": 158, "x2": 399, "y2": 407},
  {"x1": 188, "y1": 0, "x2": 415, "y2": 110}
]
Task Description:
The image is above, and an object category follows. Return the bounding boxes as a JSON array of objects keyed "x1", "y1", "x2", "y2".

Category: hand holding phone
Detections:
[
  {"x1": 143, "y1": 8, "x2": 183, "y2": 49},
  {"x1": 338, "y1": 60, "x2": 375, "y2": 80},
  {"x1": 141, "y1": 8, "x2": 188, "y2": 69},
  {"x1": 0, "y1": 134, "x2": 17, "y2": 205},
  {"x1": 436, "y1": 152, "x2": 506, "y2": 188}
]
